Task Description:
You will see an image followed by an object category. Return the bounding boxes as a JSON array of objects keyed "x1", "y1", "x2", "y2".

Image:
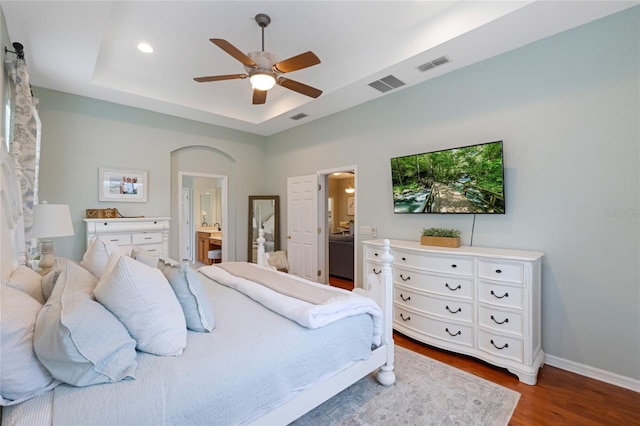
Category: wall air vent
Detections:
[
  {"x1": 417, "y1": 56, "x2": 451, "y2": 72},
  {"x1": 368, "y1": 75, "x2": 406, "y2": 93},
  {"x1": 290, "y1": 113, "x2": 308, "y2": 121}
]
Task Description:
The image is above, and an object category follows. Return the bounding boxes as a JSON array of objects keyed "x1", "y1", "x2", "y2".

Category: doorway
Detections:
[
  {"x1": 325, "y1": 169, "x2": 356, "y2": 290},
  {"x1": 286, "y1": 168, "x2": 357, "y2": 288},
  {"x1": 178, "y1": 172, "x2": 228, "y2": 264}
]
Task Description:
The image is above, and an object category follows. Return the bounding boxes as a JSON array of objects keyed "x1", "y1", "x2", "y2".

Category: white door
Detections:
[
  {"x1": 287, "y1": 175, "x2": 319, "y2": 281},
  {"x1": 180, "y1": 188, "x2": 192, "y2": 261}
]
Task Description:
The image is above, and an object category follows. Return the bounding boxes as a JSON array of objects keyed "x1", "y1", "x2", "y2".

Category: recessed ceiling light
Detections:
[{"x1": 137, "y1": 43, "x2": 153, "y2": 53}]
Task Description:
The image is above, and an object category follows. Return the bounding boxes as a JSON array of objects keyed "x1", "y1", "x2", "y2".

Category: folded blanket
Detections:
[{"x1": 200, "y1": 263, "x2": 383, "y2": 346}]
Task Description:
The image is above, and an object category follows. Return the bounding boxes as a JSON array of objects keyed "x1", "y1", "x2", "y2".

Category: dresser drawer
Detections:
[
  {"x1": 478, "y1": 330, "x2": 523, "y2": 363},
  {"x1": 365, "y1": 246, "x2": 386, "y2": 262},
  {"x1": 395, "y1": 286, "x2": 473, "y2": 323},
  {"x1": 135, "y1": 243, "x2": 163, "y2": 256},
  {"x1": 364, "y1": 261, "x2": 387, "y2": 277},
  {"x1": 98, "y1": 234, "x2": 131, "y2": 246},
  {"x1": 132, "y1": 232, "x2": 163, "y2": 245},
  {"x1": 394, "y1": 267, "x2": 473, "y2": 300},
  {"x1": 478, "y1": 305, "x2": 523, "y2": 336},
  {"x1": 478, "y1": 260, "x2": 524, "y2": 283},
  {"x1": 478, "y1": 282, "x2": 524, "y2": 310},
  {"x1": 394, "y1": 250, "x2": 473, "y2": 276},
  {"x1": 394, "y1": 307, "x2": 474, "y2": 347}
]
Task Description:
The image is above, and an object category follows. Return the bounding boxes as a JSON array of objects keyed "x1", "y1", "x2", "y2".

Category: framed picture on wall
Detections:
[
  {"x1": 347, "y1": 196, "x2": 355, "y2": 215},
  {"x1": 99, "y1": 167, "x2": 148, "y2": 202}
]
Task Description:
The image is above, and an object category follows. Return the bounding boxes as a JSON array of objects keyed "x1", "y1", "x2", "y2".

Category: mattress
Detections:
[{"x1": 2, "y1": 271, "x2": 375, "y2": 426}]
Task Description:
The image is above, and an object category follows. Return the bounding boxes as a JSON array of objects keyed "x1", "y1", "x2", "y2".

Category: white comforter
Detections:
[
  {"x1": 3, "y1": 274, "x2": 376, "y2": 426},
  {"x1": 200, "y1": 264, "x2": 383, "y2": 346}
]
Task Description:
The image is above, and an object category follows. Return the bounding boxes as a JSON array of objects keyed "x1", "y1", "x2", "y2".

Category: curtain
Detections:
[{"x1": 5, "y1": 57, "x2": 41, "y2": 263}]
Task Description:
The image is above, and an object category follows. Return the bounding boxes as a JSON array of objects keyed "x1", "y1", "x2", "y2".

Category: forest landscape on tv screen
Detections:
[{"x1": 391, "y1": 141, "x2": 505, "y2": 214}]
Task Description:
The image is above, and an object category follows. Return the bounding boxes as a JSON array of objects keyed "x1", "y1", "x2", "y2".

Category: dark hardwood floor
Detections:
[
  {"x1": 329, "y1": 275, "x2": 638, "y2": 424},
  {"x1": 328, "y1": 275, "x2": 354, "y2": 291}
]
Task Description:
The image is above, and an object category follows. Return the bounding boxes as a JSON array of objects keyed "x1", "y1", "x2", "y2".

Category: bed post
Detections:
[
  {"x1": 256, "y1": 228, "x2": 267, "y2": 267},
  {"x1": 376, "y1": 239, "x2": 396, "y2": 386}
]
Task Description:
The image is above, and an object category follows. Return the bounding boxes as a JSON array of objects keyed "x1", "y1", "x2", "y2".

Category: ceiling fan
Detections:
[{"x1": 194, "y1": 13, "x2": 322, "y2": 105}]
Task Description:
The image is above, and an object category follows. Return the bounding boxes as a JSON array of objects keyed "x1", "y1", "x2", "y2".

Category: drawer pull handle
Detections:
[
  {"x1": 144, "y1": 237, "x2": 153, "y2": 240},
  {"x1": 491, "y1": 315, "x2": 509, "y2": 325},
  {"x1": 110, "y1": 239, "x2": 120, "y2": 242},
  {"x1": 373, "y1": 268, "x2": 381, "y2": 275},
  {"x1": 490, "y1": 339, "x2": 509, "y2": 350},
  {"x1": 400, "y1": 274, "x2": 411, "y2": 281},
  {"x1": 374, "y1": 253, "x2": 378, "y2": 256},
  {"x1": 495, "y1": 269, "x2": 502, "y2": 274},
  {"x1": 446, "y1": 306, "x2": 461, "y2": 314},
  {"x1": 445, "y1": 283, "x2": 461, "y2": 291},
  {"x1": 147, "y1": 249, "x2": 157, "y2": 252},
  {"x1": 402, "y1": 257, "x2": 407, "y2": 261},
  {"x1": 400, "y1": 313, "x2": 411, "y2": 321},
  {"x1": 451, "y1": 264, "x2": 457, "y2": 269},
  {"x1": 400, "y1": 294, "x2": 411, "y2": 302},
  {"x1": 490, "y1": 290, "x2": 509, "y2": 299},
  {"x1": 445, "y1": 328, "x2": 461, "y2": 337}
]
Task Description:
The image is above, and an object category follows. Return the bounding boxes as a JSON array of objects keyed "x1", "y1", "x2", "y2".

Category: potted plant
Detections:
[{"x1": 420, "y1": 227, "x2": 461, "y2": 248}]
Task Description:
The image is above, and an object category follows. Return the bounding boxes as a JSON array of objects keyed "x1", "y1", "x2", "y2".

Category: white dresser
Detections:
[
  {"x1": 363, "y1": 239, "x2": 544, "y2": 385},
  {"x1": 84, "y1": 217, "x2": 170, "y2": 259}
]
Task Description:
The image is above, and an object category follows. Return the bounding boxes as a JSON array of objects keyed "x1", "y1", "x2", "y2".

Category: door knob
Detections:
[{"x1": 287, "y1": 235, "x2": 292, "y2": 239}]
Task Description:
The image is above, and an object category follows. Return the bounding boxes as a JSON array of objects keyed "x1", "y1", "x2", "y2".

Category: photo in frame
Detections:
[{"x1": 99, "y1": 167, "x2": 148, "y2": 202}]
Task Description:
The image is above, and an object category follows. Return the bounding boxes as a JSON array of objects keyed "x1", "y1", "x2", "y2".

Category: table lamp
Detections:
[{"x1": 32, "y1": 202, "x2": 74, "y2": 274}]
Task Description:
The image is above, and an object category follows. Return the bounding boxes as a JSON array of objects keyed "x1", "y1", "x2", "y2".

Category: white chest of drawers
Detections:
[
  {"x1": 84, "y1": 217, "x2": 171, "y2": 259},
  {"x1": 363, "y1": 239, "x2": 544, "y2": 385}
]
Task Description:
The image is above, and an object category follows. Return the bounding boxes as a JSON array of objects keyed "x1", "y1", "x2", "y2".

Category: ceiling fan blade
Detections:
[
  {"x1": 210, "y1": 38, "x2": 256, "y2": 68},
  {"x1": 252, "y1": 89, "x2": 267, "y2": 105},
  {"x1": 193, "y1": 74, "x2": 248, "y2": 83},
  {"x1": 273, "y1": 51, "x2": 321, "y2": 73},
  {"x1": 277, "y1": 77, "x2": 322, "y2": 98}
]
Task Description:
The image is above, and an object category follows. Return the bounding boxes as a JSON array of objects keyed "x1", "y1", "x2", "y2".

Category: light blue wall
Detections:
[
  {"x1": 21, "y1": 7, "x2": 639, "y2": 382},
  {"x1": 33, "y1": 88, "x2": 268, "y2": 261},
  {"x1": 266, "y1": 7, "x2": 639, "y2": 379}
]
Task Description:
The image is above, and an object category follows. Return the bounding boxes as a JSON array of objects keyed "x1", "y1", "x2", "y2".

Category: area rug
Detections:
[{"x1": 292, "y1": 345, "x2": 520, "y2": 426}]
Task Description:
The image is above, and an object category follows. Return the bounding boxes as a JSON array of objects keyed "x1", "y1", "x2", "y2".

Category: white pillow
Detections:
[
  {"x1": 34, "y1": 261, "x2": 138, "y2": 387},
  {"x1": 131, "y1": 245, "x2": 159, "y2": 268},
  {"x1": 94, "y1": 256, "x2": 187, "y2": 356},
  {"x1": 80, "y1": 238, "x2": 129, "y2": 278},
  {"x1": 5, "y1": 265, "x2": 44, "y2": 303},
  {"x1": 159, "y1": 258, "x2": 215, "y2": 332},
  {"x1": 41, "y1": 258, "x2": 75, "y2": 301},
  {"x1": 0, "y1": 286, "x2": 59, "y2": 405}
]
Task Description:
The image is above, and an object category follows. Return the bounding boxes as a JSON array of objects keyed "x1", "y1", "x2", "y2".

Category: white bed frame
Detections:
[
  {"x1": 0, "y1": 155, "x2": 396, "y2": 424},
  {"x1": 253, "y1": 229, "x2": 396, "y2": 425}
]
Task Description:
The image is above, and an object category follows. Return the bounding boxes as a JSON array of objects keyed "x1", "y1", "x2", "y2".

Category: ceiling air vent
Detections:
[
  {"x1": 290, "y1": 113, "x2": 308, "y2": 121},
  {"x1": 417, "y1": 56, "x2": 451, "y2": 72},
  {"x1": 368, "y1": 74, "x2": 406, "y2": 93}
]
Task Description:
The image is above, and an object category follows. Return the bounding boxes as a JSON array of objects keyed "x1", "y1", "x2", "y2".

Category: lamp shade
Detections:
[{"x1": 32, "y1": 203, "x2": 75, "y2": 239}]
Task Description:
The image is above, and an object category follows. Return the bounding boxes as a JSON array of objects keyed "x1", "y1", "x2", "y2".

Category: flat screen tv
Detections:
[{"x1": 391, "y1": 140, "x2": 505, "y2": 214}]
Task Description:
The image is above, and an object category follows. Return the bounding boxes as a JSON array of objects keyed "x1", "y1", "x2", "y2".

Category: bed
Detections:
[{"x1": 0, "y1": 148, "x2": 395, "y2": 425}]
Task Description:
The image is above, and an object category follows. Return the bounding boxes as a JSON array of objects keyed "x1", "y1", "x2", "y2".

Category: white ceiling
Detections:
[{"x1": 1, "y1": 1, "x2": 636, "y2": 136}]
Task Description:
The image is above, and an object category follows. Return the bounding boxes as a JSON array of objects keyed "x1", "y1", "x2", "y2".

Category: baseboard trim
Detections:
[{"x1": 544, "y1": 354, "x2": 640, "y2": 393}]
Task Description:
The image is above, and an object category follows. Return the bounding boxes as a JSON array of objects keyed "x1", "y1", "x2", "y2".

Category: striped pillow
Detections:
[
  {"x1": 94, "y1": 256, "x2": 187, "y2": 356},
  {"x1": 0, "y1": 286, "x2": 59, "y2": 405}
]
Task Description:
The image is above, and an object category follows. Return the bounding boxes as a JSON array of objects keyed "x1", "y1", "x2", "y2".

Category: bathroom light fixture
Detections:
[{"x1": 345, "y1": 186, "x2": 355, "y2": 194}]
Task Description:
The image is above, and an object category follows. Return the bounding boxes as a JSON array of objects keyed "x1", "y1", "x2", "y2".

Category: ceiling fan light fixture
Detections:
[{"x1": 250, "y1": 71, "x2": 276, "y2": 91}]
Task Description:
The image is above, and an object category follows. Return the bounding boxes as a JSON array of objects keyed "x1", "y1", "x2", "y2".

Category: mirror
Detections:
[
  {"x1": 200, "y1": 193, "x2": 213, "y2": 226},
  {"x1": 248, "y1": 195, "x2": 279, "y2": 263}
]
